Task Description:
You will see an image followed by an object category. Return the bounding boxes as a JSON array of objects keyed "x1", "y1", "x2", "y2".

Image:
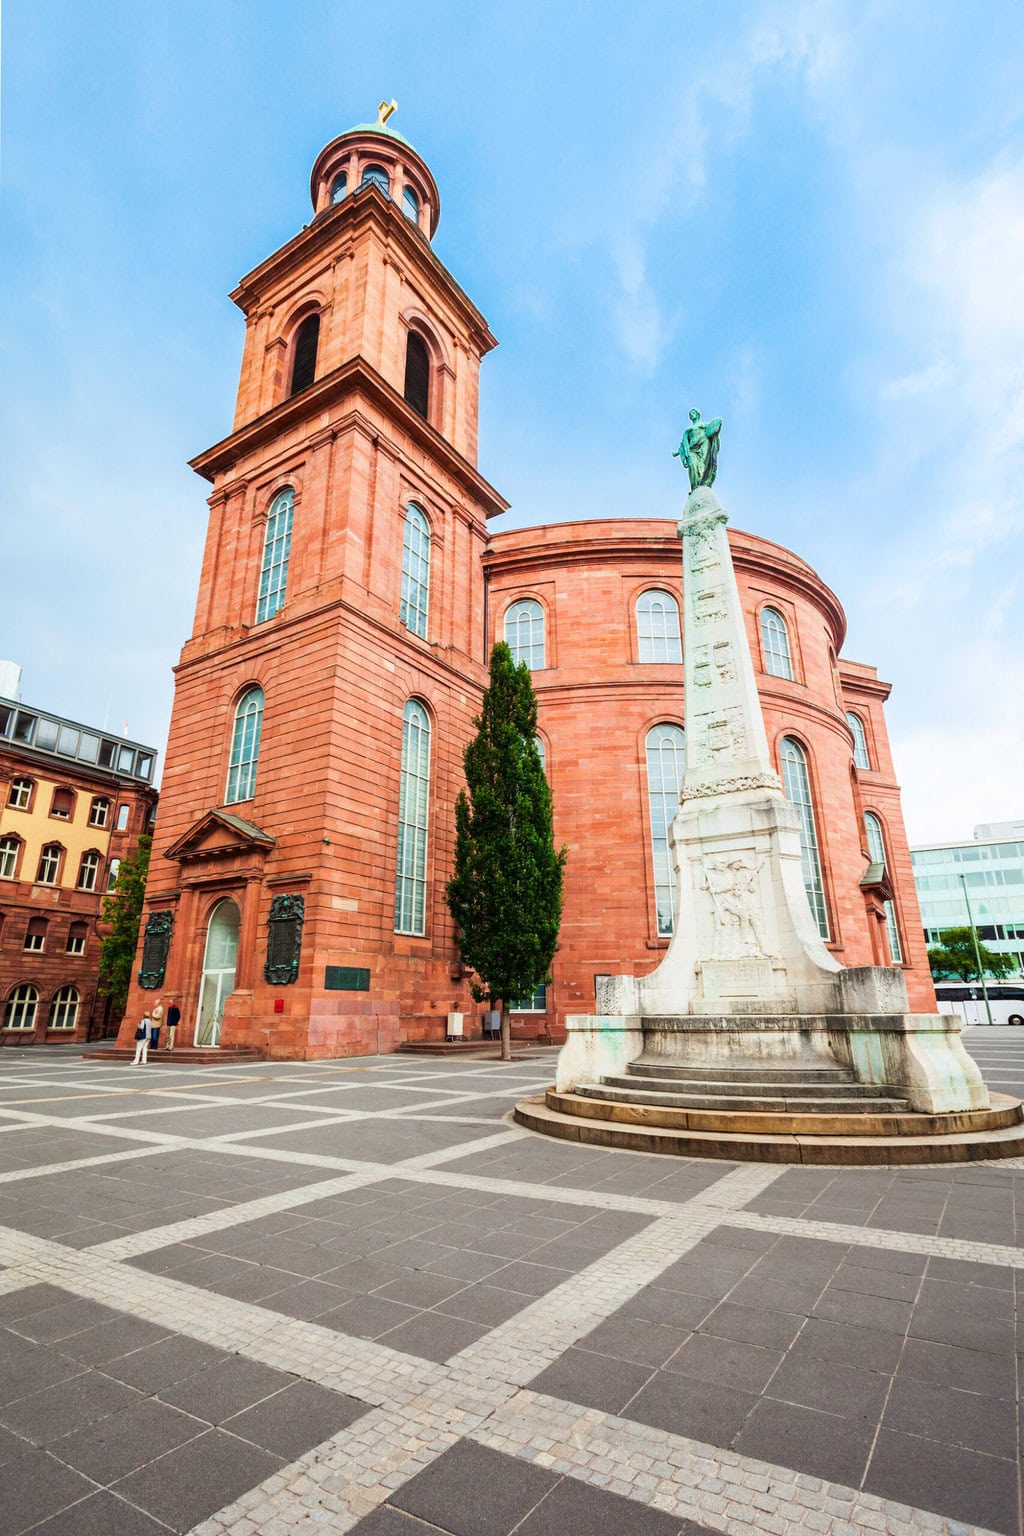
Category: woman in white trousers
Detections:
[{"x1": 132, "y1": 1015, "x2": 153, "y2": 1065}]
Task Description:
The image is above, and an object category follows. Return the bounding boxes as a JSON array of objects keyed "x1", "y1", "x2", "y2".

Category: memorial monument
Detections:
[{"x1": 518, "y1": 415, "x2": 1024, "y2": 1161}]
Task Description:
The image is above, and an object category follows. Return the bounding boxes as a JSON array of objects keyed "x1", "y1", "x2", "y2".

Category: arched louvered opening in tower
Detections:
[
  {"x1": 289, "y1": 314, "x2": 320, "y2": 396},
  {"x1": 404, "y1": 331, "x2": 430, "y2": 419}
]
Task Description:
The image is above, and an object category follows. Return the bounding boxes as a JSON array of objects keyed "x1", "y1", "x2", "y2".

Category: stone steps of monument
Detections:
[
  {"x1": 514, "y1": 1092, "x2": 1024, "y2": 1165},
  {"x1": 603, "y1": 1071, "x2": 903, "y2": 1101},
  {"x1": 577, "y1": 1081, "x2": 911, "y2": 1115},
  {"x1": 627, "y1": 1061, "x2": 853, "y2": 1085}
]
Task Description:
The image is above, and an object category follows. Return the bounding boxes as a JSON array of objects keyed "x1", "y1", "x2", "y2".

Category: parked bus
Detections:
[{"x1": 934, "y1": 982, "x2": 1024, "y2": 1026}]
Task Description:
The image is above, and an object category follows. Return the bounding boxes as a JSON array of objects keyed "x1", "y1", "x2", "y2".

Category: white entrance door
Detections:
[{"x1": 195, "y1": 898, "x2": 240, "y2": 1047}]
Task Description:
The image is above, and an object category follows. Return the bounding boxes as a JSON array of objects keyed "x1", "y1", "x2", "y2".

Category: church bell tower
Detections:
[{"x1": 122, "y1": 105, "x2": 507, "y2": 1058}]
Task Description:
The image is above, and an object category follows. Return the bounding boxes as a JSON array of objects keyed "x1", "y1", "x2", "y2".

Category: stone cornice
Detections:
[
  {"x1": 229, "y1": 184, "x2": 496, "y2": 354},
  {"x1": 189, "y1": 356, "x2": 509, "y2": 519}
]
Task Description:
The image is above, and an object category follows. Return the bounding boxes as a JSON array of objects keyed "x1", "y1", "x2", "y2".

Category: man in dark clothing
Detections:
[{"x1": 165, "y1": 999, "x2": 181, "y2": 1051}]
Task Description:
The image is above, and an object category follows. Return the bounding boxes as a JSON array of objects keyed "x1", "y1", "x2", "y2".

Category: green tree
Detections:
[
  {"x1": 927, "y1": 925, "x2": 1017, "y2": 983},
  {"x1": 97, "y1": 834, "x2": 152, "y2": 1013},
  {"x1": 447, "y1": 643, "x2": 566, "y2": 1061}
]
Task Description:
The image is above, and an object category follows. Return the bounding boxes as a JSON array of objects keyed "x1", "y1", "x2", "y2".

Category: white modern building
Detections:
[{"x1": 911, "y1": 821, "x2": 1024, "y2": 976}]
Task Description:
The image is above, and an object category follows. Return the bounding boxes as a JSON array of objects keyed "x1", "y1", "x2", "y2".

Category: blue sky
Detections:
[{"x1": 2, "y1": 1, "x2": 1022, "y2": 842}]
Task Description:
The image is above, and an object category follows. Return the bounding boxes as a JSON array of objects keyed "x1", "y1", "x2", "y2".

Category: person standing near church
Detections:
[
  {"x1": 165, "y1": 998, "x2": 180, "y2": 1051},
  {"x1": 149, "y1": 998, "x2": 164, "y2": 1052},
  {"x1": 132, "y1": 1013, "x2": 153, "y2": 1065}
]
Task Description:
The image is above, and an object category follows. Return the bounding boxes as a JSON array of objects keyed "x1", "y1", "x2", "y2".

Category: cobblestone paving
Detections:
[{"x1": 0, "y1": 1032, "x2": 1019, "y2": 1535}]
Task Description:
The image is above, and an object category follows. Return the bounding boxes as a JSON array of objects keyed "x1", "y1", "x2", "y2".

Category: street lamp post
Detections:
[{"x1": 959, "y1": 873, "x2": 994, "y2": 1027}]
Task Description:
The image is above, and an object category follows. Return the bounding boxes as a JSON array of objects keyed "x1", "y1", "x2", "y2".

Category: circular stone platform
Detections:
[{"x1": 514, "y1": 1088, "x2": 1024, "y2": 1165}]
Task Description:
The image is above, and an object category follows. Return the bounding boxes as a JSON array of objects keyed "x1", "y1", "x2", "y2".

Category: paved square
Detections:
[{"x1": 0, "y1": 1031, "x2": 1020, "y2": 1535}]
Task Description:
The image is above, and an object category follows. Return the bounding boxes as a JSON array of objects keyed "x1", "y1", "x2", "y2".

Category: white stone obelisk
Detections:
[{"x1": 639, "y1": 487, "x2": 844, "y2": 1017}]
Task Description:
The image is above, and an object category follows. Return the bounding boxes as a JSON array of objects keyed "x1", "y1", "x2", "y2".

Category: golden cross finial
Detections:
[{"x1": 377, "y1": 99, "x2": 398, "y2": 126}]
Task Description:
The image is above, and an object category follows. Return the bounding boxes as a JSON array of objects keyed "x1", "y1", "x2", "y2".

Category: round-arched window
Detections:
[
  {"x1": 4, "y1": 984, "x2": 38, "y2": 1030},
  {"x1": 225, "y1": 687, "x2": 264, "y2": 805},
  {"x1": 50, "y1": 986, "x2": 79, "y2": 1030},
  {"x1": 504, "y1": 599, "x2": 545, "y2": 670},
  {"x1": 330, "y1": 172, "x2": 347, "y2": 204},
  {"x1": 637, "y1": 590, "x2": 682, "y2": 663},
  {"x1": 361, "y1": 164, "x2": 390, "y2": 196},
  {"x1": 402, "y1": 185, "x2": 419, "y2": 223},
  {"x1": 645, "y1": 725, "x2": 687, "y2": 935}
]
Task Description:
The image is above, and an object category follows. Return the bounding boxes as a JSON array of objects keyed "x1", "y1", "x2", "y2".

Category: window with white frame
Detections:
[
  {"x1": 394, "y1": 699, "x2": 431, "y2": 935},
  {"x1": 400, "y1": 504, "x2": 430, "y2": 638},
  {"x1": 535, "y1": 736, "x2": 547, "y2": 774},
  {"x1": 116, "y1": 804, "x2": 130, "y2": 831},
  {"x1": 865, "y1": 812, "x2": 904, "y2": 963},
  {"x1": 77, "y1": 850, "x2": 100, "y2": 892},
  {"x1": 49, "y1": 985, "x2": 79, "y2": 1030},
  {"x1": 780, "y1": 737, "x2": 829, "y2": 939},
  {"x1": 256, "y1": 489, "x2": 294, "y2": 624},
  {"x1": 637, "y1": 590, "x2": 682, "y2": 663},
  {"x1": 66, "y1": 922, "x2": 88, "y2": 956},
  {"x1": 24, "y1": 916, "x2": 47, "y2": 952},
  {"x1": 88, "y1": 797, "x2": 109, "y2": 828},
  {"x1": 225, "y1": 687, "x2": 264, "y2": 804},
  {"x1": 761, "y1": 607, "x2": 794, "y2": 680},
  {"x1": 504, "y1": 599, "x2": 544, "y2": 670},
  {"x1": 645, "y1": 724, "x2": 687, "y2": 935},
  {"x1": 36, "y1": 844, "x2": 62, "y2": 885},
  {"x1": 0, "y1": 835, "x2": 20, "y2": 879},
  {"x1": 7, "y1": 777, "x2": 32, "y2": 810},
  {"x1": 847, "y1": 712, "x2": 870, "y2": 770},
  {"x1": 107, "y1": 857, "x2": 121, "y2": 890},
  {"x1": 510, "y1": 982, "x2": 547, "y2": 1011},
  {"x1": 3, "y1": 984, "x2": 38, "y2": 1030}
]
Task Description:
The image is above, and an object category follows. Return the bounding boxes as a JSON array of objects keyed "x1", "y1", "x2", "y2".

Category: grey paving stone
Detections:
[
  {"x1": 391, "y1": 1438, "x2": 560, "y2": 1536},
  {"x1": 101, "y1": 1334, "x2": 230, "y2": 1392},
  {"x1": 578, "y1": 1313, "x2": 691, "y2": 1369},
  {"x1": 763, "y1": 1351, "x2": 890, "y2": 1422},
  {"x1": 318, "y1": 1293, "x2": 421, "y2": 1338},
  {"x1": 222, "y1": 1379, "x2": 365, "y2": 1459},
  {"x1": 375, "y1": 1271, "x2": 469, "y2": 1308},
  {"x1": 24, "y1": 1488, "x2": 175, "y2": 1535},
  {"x1": 897, "y1": 1336, "x2": 1019, "y2": 1398},
  {"x1": 787, "y1": 1315, "x2": 905, "y2": 1372},
  {"x1": 626, "y1": 1367, "x2": 759, "y2": 1445},
  {"x1": 926, "y1": 1254, "x2": 1014, "y2": 1289},
  {"x1": 907, "y1": 1300, "x2": 1016, "y2": 1355},
  {"x1": 623, "y1": 1285, "x2": 715, "y2": 1330},
  {"x1": 663, "y1": 1330, "x2": 785, "y2": 1394},
  {"x1": 434, "y1": 1284, "x2": 528, "y2": 1327},
  {"x1": 54, "y1": 1315, "x2": 171, "y2": 1366},
  {"x1": 882, "y1": 1373, "x2": 1019, "y2": 1459},
  {"x1": 865, "y1": 1426, "x2": 1020, "y2": 1534},
  {"x1": 830, "y1": 1259, "x2": 923, "y2": 1301},
  {"x1": 382, "y1": 1308, "x2": 489, "y2": 1362},
  {"x1": 530, "y1": 1347, "x2": 655, "y2": 1416},
  {"x1": 49, "y1": 1395, "x2": 207, "y2": 1482},
  {"x1": 486, "y1": 1259, "x2": 573, "y2": 1296},
  {"x1": 735, "y1": 1397, "x2": 874, "y2": 1488},
  {"x1": 0, "y1": 1367, "x2": 141, "y2": 1445},
  {"x1": 9, "y1": 1296, "x2": 122, "y2": 1344},
  {"x1": 113, "y1": 1426, "x2": 283, "y2": 1531},
  {"x1": 156, "y1": 1355, "x2": 294, "y2": 1422},
  {"x1": 0, "y1": 1333, "x2": 86, "y2": 1405},
  {"x1": 0, "y1": 1283, "x2": 72, "y2": 1322},
  {"x1": 0, "y1": 1444, "x2": 97, "y2": 1535},
  {"x1": 812, "y1": 1285, "x2": 913, "y2": 1333},
  {"x1": 0, "y1": 1422, "x2": 32, "y2": 1467},
  {"x1": 697, "y1": 1299, "x2": 804, "y2": 1350}
]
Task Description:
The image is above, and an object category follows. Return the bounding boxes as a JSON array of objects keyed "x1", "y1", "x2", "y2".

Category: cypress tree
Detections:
[
  {"x1": 447, "y1": 642, "x2": 566, "y2": 1061},
  {"x1": 97, "y1": 834, "x2": 152, "y2": 1013}
]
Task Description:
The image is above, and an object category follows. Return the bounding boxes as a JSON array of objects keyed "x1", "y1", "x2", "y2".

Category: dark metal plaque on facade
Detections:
[
  {"x1": 265, "y1": 893, "x2": 304, "y2": 985},
  {"x1": 324, "y1": 966, "x2": 370, "y2": 991},
  {"x1": 138, "y1": 910, "x2": 173, "y2": 989}
]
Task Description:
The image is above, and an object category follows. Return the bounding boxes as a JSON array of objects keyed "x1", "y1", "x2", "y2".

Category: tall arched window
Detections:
[
  {"x1": 226, "y1": 686, "x2": 264, "y2": 804},
  {"x1": 4, "y1": 984, "x2": 38, "y2": 1030},
  {"x1": 645, "y1": 724, "x2": 687, "y2": 935},
  {"x1": 361, "y1": 164, "x2": 390, "y2": 196},
  {"x1": 761, "y1": 607, "x2": 794, "y2": 680},
  {"x1": 400, "y1": 504, "x2": 430, "y2": 638},
  {"x1": 404, "y1": 331, "x2": 430, "y2": 419},
  {"x1": 330, "y1": 172, "x2": 347, "y2": 204},
  {"x1": 780, "y1": 737, "x2": 829, "y2": 939},
  {"x1": 847, "y1": 712, "x2": 870, "y2": 770},
  {"x1": 0, "y1": 835, "x2": 21, "y2": 879},
  {"x1": 535, "y1": 736, "x2": 547, "y2": 775},
  {"x1": 395, "y1": 700, "x2": 431, "y2": 935},
  {"x1": 256, "y1": 489, "x2": 294, "y2": 624},
  {"x1": 402, "y1": 185, "x2": 420, "y2": 224},
  {"x1": 865, "y1": 812, "x2": 903, "y2": 963},
  {"x1": 37, "y1": 844, "x2": 62, "y2": 885},
  {"x1": 637, "y1": 590, "x2": 682, "y2": 663},
  {"x1": 505, "y1": 599, "x2": 545, "y2": 670},
  {"x1": 289, "y1": 314, "x2": 320, "y2": 396},
  {"x1": 50, "y1": 986, "x2": 79, "y2": 1031}
]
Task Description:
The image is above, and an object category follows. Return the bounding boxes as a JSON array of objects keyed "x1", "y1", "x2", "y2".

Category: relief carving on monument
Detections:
[
  {"x1": 702, "y1": 852, "x2": 770, "y2": 959},
  {"x1": 686, "y1": 514, "x2": 724, "y2": 573},
  {"x1": 693, "y1": 586, "x2": 727, "y2": 626}
]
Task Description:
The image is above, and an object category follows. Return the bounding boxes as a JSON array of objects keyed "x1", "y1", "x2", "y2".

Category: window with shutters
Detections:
[
  {"x1": 24, "y1": 916, "x2": 47, "y2": 952},
  {"x1": 404, "y1": 332, "x2": 430, "y2": 419},
  {"x1": 50, "y1": 786, "x2": 75, "y2": 820}
]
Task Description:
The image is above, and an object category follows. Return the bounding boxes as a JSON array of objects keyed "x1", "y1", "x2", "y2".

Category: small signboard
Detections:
[{"x1": 325, "y1": 966, "x2": 370, "y2": 992}]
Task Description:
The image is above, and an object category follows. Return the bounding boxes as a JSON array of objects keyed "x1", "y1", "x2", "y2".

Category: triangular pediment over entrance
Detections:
[{"x1": 164, "y1": 808, "x2": 276, "y2": 864}]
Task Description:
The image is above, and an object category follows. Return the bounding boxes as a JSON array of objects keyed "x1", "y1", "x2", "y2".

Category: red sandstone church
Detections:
[{"x1": 119, "y1": 112, "x2": 933, "y2": 1059}]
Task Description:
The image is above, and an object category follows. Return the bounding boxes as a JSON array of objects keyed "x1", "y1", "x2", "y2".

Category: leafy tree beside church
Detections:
[
  {"x1": 447, "y1": 643, "x2": 566, "y2": 1061},
  {"x1": 98, "y1": 834, "x2": 152, "y2": 1012}
]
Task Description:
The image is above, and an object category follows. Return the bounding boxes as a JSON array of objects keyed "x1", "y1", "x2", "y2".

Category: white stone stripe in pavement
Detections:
[{"x1": 726, "y1": 1209, "x2": 1024, "y2": 1267}]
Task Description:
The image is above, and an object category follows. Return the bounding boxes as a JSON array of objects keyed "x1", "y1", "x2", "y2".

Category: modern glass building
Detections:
[{"x1": 911, "y1": 821, "x2": 1024, "y2": 976}]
